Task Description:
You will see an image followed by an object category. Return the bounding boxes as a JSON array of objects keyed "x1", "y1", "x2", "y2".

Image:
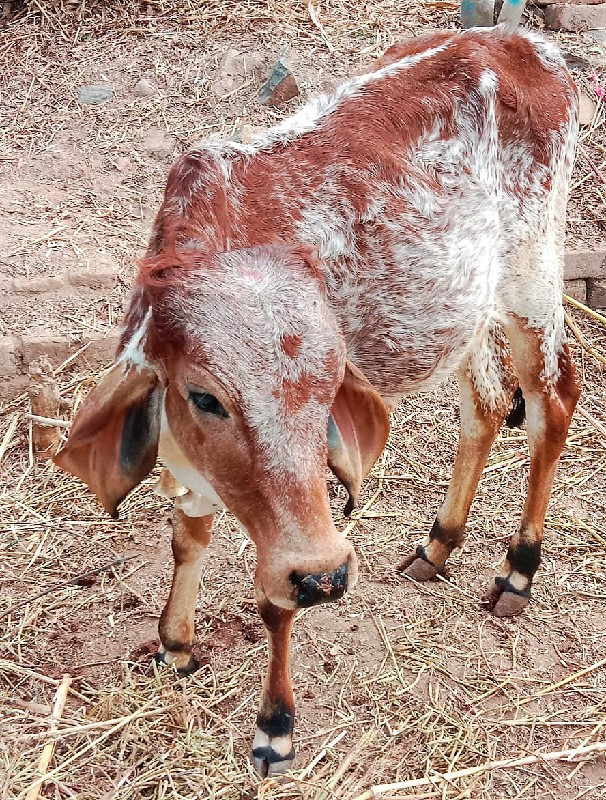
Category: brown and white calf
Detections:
[{"x1": 55, "y1": 27, "x2": 580, "y2": 776}]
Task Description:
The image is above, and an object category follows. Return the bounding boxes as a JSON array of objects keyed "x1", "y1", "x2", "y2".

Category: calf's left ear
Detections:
[
  {"x1": 327, "y1": 361, "x2": 390, "y2": 516},
  {"x1": 54, "y1": 363, "x2": 161, "y2": 518}
]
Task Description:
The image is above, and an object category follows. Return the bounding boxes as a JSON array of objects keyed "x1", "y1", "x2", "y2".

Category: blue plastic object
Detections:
[
  {"x1": 461, "y1": 0, "x2": 527, "y2": 28},
  {"x1": 460, "y1": 0, "x2": 495, "y2": 28}
]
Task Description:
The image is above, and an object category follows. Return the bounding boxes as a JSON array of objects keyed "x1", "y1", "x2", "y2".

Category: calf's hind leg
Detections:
[
  {"x1": 484, "y1": 318, "x2": 580, "y2": 617},
  {"x1": 156, "y1": 509, "x2": 213, "y2": 673},
  {"x1": 402, "y1": 326, "x2": 516, "y2": 580}
]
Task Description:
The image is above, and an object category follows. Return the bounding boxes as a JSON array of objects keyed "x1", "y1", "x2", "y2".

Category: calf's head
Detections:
[{"x1": 55, "y1": 244, "x2": 389, "y2": 609}]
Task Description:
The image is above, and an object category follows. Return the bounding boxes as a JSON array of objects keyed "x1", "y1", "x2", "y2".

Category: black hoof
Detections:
[
  {"x1": 252, "y1": 745, "x2": 295, "y2": 778},
  {"x1": 154, "y1": 650, "x2": 199, "y2": 676},
  {"x1": 481, "y1": 577, "x2": 530, "y2": 617},
  {"x1": 398, "y1": 546, "x2": 446, "y2": 581}
]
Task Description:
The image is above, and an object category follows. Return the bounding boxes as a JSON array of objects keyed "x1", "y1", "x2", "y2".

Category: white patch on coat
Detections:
[
  {"x1": 252, "y1": 729, "x2": 271, "y2": 750},
  {"x1": 478, "y1": 69, "x2": 498, "y2": 95},
  {"x1": 257, "y1": 731, "x2": 292, "y2": 757},
  {"x1": 119, "y1": 306, "x2": 152, "y2": 370},
  {"x1": 166, "y1": 247, "x2": 345, "y2": 478},
  {"x1": 506, "y1": 571, "x2": 531, "y2": 591},
  {"x1": 129, "y1": 27, "x2": 578, "y2": 477}
]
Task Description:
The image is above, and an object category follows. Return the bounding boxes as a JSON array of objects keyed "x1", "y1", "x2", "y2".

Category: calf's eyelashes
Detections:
[{"x1": 189, "y1": 390, "x2": 229, "y2": 419}]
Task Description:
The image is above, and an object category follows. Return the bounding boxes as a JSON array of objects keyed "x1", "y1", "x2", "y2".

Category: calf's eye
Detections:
[{"x1": 189, "y1": 391, "x2": 229, "y2": 419}]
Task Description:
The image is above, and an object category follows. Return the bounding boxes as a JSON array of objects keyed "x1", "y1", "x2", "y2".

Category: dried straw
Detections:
[
  {"x1": 24, "y1": 674, "x2": 71, "y2": 800},
  {"x1": 1, "y1": 4, "x2": 605, "y2": 800}
]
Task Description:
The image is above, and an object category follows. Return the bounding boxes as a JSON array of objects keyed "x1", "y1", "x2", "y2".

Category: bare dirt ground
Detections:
[{"x1": 1, "y1": 2, "x2": 606, "y2": 799}]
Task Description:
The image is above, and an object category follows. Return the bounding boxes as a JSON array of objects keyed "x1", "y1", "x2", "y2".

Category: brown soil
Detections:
[{"x1": 1, "y1": 3, "x2": 606, "y2": 800}]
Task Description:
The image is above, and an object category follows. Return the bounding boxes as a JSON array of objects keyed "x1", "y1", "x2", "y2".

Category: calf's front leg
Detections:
[
  {"x1": 156, "y1": 509, "x2": 213, "y2": 673},
  {"x1": 252, "y1": 586, "x2": 297, "y2": 778}
]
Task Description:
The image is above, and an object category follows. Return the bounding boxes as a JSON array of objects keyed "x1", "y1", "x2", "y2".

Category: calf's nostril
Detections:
[{"x1": 290, "y1": 562, "x2": 349, "y2": 608}]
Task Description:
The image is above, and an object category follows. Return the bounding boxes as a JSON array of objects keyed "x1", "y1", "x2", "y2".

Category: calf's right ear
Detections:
[
  {"x1": 327, "y1": 361, "x2": 390, "y2": 516},
  {"x1": 54, "y1": 363, "x2": 161, "y2": 518}
]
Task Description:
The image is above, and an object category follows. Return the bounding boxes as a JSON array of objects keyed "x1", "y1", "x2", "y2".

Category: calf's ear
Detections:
[
  {"x1": 327, "y1": 361, "x2": 390, "y2": 516},
  {"x1": 54, "y1": 364, "x2": 161, "y2": 518}
]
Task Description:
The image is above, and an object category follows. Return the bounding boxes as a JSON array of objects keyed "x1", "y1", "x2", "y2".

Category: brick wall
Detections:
[
  {"x1": 2, "y1": 249, "x2": 605, "y2": 403},
  {"x1": 563, "y1": 249, "x2": 606, "y2": 306}
]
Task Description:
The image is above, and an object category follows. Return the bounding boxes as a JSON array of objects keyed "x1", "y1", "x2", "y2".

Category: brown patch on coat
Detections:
[
  {"x1": 282, "y1": 375, "x2": 312, "y2": 413},
  {"x1": 281, "y1": 333, "x2": 303, "y2": 358},
  {"x1": 556, "y1": 343, "x2": 582, "y2": 415}
]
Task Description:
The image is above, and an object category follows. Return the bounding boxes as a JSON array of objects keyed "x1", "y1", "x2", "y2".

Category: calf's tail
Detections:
[{"x1": 505, "y1": 387, "x2": 526, "y2": 429}]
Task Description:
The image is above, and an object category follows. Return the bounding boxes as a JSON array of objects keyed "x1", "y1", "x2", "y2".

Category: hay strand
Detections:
[
  {"x1": 564, "y1": 294, "x2": 606, "y2": 328},
  {"x1": 565, "y1": 310, "x2": 606, "y2": 367},
  {"x1": 0, "y1": 412, "x2": 20, "y2": 464},
  {"x1": 24, "y1": 413, "x2": 71, "y2": 429},
  {"x1": 575, "y1": 404, "x2": 606, "y2": 439},
  {"x1": 351, "y1": 741, "x2": 606, "y2": 799},
  {"x1": 307, "y1": 1, "x2": 335, "y2": 52},
  {"x1": 0, "y1": 555, "x2": 139, "y2": 621},
  {"x1": 24, "y1": 673, "x2": 72, "y2": 800},
  {"x1": 518, "y1": 656, "x2": 606, "y2": 706}
]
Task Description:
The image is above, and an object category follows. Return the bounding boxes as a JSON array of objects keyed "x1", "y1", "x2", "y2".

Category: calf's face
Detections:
[{"x1": 55, "y1": 245, "x2": 390, "y2": 609}]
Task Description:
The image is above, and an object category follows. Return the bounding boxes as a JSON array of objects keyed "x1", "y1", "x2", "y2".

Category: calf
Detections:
[{"x1": 55, "y1": 26, "x2": 580, "y2": 776}]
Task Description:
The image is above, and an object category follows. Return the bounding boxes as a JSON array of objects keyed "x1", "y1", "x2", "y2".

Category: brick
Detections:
[
  {"x1": 535, "y1": 0, "x2": 604, "y2": 5},
  {"x1": 0, "y1": 335, "x2": 21, "y2": 377},
  {"x1": 20, "y1": 326, "x2": 123, "y2": 375},
  {"x1": 564, "y1": 249, "x2": 606, "y2": 280},
  {"x1": 544, "y1": 3, "x2": 606, "y2": 31},
  {"x1": 85, "y1": 328, "x2": 122, "y2": 367},
  {"x1": 21, "y1": 327, "x2": 72, "y2": 368},
  {"x1": 564, "y1": 279, "x2": 587, "y2": 303},
  {"x1": 587, "y1": 279, "x2": 606, "y2": 309},
  {"x1": 258, "y1": 60, "x2": 299, "y2": 107},
  {"x1": 13, "y1": 275, "x2": 65, "y2": 294},
  {"x1": 68, "y1": 265, "x2": 117, "y2": 289}
]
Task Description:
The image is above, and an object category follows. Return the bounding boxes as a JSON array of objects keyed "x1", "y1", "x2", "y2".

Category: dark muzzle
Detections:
[{"x1": 290, "y1": 562, "x2": 349, "y2": 608}]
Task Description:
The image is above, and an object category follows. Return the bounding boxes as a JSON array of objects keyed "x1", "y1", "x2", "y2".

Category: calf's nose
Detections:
[{"x1": 290, "y1": 562, "x2": 348, "y2": 608}]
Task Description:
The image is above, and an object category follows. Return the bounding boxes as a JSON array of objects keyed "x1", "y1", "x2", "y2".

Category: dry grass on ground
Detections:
[
  {"x1": 1, "y1": 306, "x2": 606, "y2": 800},
  {"x1": 1, "y1": 2, "x2": 606, "y2": 799}
]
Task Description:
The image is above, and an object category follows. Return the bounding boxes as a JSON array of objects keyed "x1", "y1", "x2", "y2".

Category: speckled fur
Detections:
[
  {"x1": 69, "y1": 27, "x2": 582, "y2": 772},
  {"x1": 126, "y1": 26, "x2": 578, "y2": 446}
]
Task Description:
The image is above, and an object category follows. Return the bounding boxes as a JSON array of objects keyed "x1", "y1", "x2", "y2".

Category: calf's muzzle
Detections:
[{"x1": 290, "y1": 562, "x2": 349, "y2": 608}]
